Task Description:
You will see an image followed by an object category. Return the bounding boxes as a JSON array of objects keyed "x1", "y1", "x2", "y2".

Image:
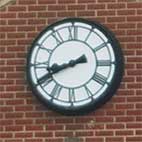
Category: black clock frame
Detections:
[{"x1": 26, "y1": 18, "x2": 124, "y2": 115}]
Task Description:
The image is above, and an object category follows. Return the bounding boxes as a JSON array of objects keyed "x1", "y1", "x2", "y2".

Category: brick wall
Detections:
[{"x1": 0, "y1": 0, "x2": 142, "y2": 142}]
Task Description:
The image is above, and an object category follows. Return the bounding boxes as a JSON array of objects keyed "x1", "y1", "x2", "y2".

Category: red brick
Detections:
[
  {"x1": 15, "y1": 106, "x2": 34, "y2": 111},
  {"x1": 8, "y1": 19, "x2": 26, "y2": 25},
  {"x1": 126, "y1": 137, "x2": 142, "y2": 142},
  {"x1": 45, "y1": 138, "x2": 64, "y2": 142},
  {"x1": 116, "y1": 104, "x2": 134, "y2": 110},
  {"x1": 76, "y1": 131, "x2": 93, "y2": 137},
  {"x1": 127, "y1": 16, "x2": 142, "y2": 22},
  {"x1": 116, "y1": 116, "x2": 135, "y2": 122},
  {"x1": 106, "y1": 137, "x2": 124, "y2": 142},
  {"x1": 107, "y1": 17, "x2": 126, "y2": 23},
  {"x1": 28, "y1": 19, "x2": 46, "y2": 25},
  {"x1": 24, "y1": 139, "x2": 43, "y2": 142},
  {"x1": 0, "y1": 133, "x2": 13, "y2": 138},
  {"x1": 87, "y1": 4, "x2": 105, "y2": 10},
  {"x1": 37, "y1": 12, "x2": 56, "y2": 18},
  {"x1": 26, "y1": 125, "x2": 44, "y2": 131},
  {"x1": 136, "y1": 130, "x2": 142, "y2": 135},
  {"x1": 127, "y1": 110, "x2": 142, "y2": 116},
  {"x1": 18, "y1": 26, "x2": 35, "y2": 32},
  {"x1": 0, "y1": 13, "x2": 16, "y2": 18},
  {"x1": 38, "y1": 0, "x2": 56, "y2": 4},
  {"x1": 15, "y1": 132, "x2": 33, "y2": 138},
  {"x1": 97, "y1": 10, "x2": 116, "y2": 16},
  {"x1": 77, "y1": 11, "x2": 95, "y2": 16},
  {"x1": 98, "y1": 0, "x2": 116, "y2": 2},
  {"x1": 136, "y1": 116, "x2": 142, "y2": 121},
  {"x1": 127, "y1": 2, "x2": 142, "y2": 9},
  {"x1": 35, "y1": 132, "x2": 53, "y2": 137},
  {"x1": 7, "y1": 33, "x2": 25, "y2": 39},
  {"x1": 35, "y1": 119, "x2": 53, "y2": 124},
  {"x1": 68, "y1": 4, "x2": 86, "y2": 10},
  {"x1": 85, "y1": 138, "x2": 104, "y2": 142},
  {"x1": 0, "y1": 26, "x2": 16, "y2": 32},
  {"x1": 127, "y1": 83, "x2": 142, "y2": 89},
  {"x1": 107, "y1": 3, "x2": 126, "y2": 9},
  {"x1": 96, "y1": 130, "x2": 113, "y2": 136},
  {"x1": 48, "y1": 5, "x2": 66, "y2": 11},
  {"x1": 55, "y1": 131, "x2": 73, "y2": 137},
  {"x1": 6, "y1": 85, "x2": 25, "y2": 92},
  {"x1": 126, "y1": 123, "x2": 142, "y2": 129},
  {"x1": 0, "y1": 39, "x2": 16, "y2": 45},
  {"x1": 58, "y1": 0, "x2": 76, "y2": 4},
  {"x1": 65, "y1": 124, "x2": 84, "y2": 130},
  {"x1": 46, "y1": 124, "x2": 64, "y2": 131},
  {"x1": 18, "y1": 13, "x2": 36, "y2": 19},
  {"x1": 117, "y1": 23, "x2": 136, "y2": 29},
  {"x1": 0, "y1": 106, "x2": 13, "y2": 112},
  {"x1": 55, "y1": 118, "x2": 74, "y2": 124},
  {"x1": 5, "y1": 126, "x2": 23, "y2": 131},
  {"x1": 106, "y1": 110, "x2": 125, "y2": 116},
  {"x1": 127, "y1": 97, "x2": 142, "y2": 103},
  {"x1": 117, "y1": 10, "x2": 136, "y2": 15},
  {"x1": 0, "y1": 120, "x2": 14, "y2": 126},
  {"x1": 15, "y1": 119, "x2": 33, "y2": 125},
  {"x1": 8, "y1": 6, "x2": 26, "y2": 11},
  {"x1": 0, "y1": 93, "x2": 14, "y2": 99},
  {"x1": 95, "y1": 117, "x2": 113, "y2": 123},
  {"x1": 5, "y1": 113, "x2": 24, "y2": 119},
  {"x1": 78, "y1": 0, "x2": 96, "y2": 3},
  {"x1": 57, "y1": 11, "x2": 75, "y2": 17},
  {"x1": 127, "y1": 57, "x2": 142, "y2": 63},
  {"x1": 106, "y1": 124, "x2": 125, "y2": 129},
  {"x1": 115, "y1": 130, "x2": 133, "y2": 136},
  {"x1": 19, "y1": 0, "x2": 37, "y2": 5},
  {"x1": 28, "y1": 6, "x2": 46, "y2": 11},
  {"x1": 25, "y1": 112, "x2": 44, "y2": 118}
]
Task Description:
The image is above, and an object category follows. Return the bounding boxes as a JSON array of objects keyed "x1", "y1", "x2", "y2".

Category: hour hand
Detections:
[
  {"x1": 38, "y1": 73, "x2": 52, "y2": 84},
  {"x1": 47, "y1": 54, "x2": 87, "y2": 74}
]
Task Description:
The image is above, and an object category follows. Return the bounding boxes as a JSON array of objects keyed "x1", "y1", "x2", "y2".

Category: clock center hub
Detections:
[{"x1": 49, "y1": 41, "x2": 96, "y2": 88}]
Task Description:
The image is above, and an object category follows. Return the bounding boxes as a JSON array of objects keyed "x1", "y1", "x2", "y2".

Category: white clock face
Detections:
[{"x1": 27, "y1": 18, "x2": 123, "y2": 115}]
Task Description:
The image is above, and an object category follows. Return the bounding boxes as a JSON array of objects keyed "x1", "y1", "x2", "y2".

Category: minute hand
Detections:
[{"x1": 48, "y1": 54, "x2": 87, "y2": 74}]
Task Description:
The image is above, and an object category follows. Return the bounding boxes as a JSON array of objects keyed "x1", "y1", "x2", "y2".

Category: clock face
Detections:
[{"x1": 27, "y1": 18, "x2": 124, "y2": 115}]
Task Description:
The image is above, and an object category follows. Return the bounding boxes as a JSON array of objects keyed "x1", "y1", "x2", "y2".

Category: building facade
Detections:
[{"x1": 0, "y1": 0, "x2": 142, "y2": 142}]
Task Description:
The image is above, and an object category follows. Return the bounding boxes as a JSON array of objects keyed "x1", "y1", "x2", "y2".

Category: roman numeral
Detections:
[
  {"x1": 30, "y1": 61, "x2": 49, "y2": 69},
  {"x1": 84, "y1": 86, "x2": 93, "y2": 97},
  {"x1": 51, "y1": 84, "x2": 62, "y2": 98},
  {"x1": 36, "y1": 44, "x2": 53, "y2": 54},
  {"x1": 93, "y1": 73, "x2": 107, "y2": 85},
  {"x1": 38, "y1": 74, "x2": 53, "y2": 87},
  {"x1": 84, "y1": 30, "x2": 92, "y2": 41},
  {"x1": 98, "y1": 60, "x2": 112, "y2": 66},
  {"x1": 52, "y1": 30, "x2": 63, "y2": 45},
  {"x1": 69, "y1": 89, "x2": 75, "y2": 102},
  {"x1": 94, "y1": 42, "x2": 107, "y2": 52},
  {"x1": 68, "y1": 26, "x2": 78, "y2": 40}
]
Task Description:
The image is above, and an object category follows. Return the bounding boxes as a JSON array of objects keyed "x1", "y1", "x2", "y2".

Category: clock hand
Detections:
[
  {"x1": 38, "y1": 73, "x2": 52, "y2": 84},
  {"x1": 38, "y1": 55, "x2": 87, "y2": 84},
  {"x1": 47, "y1": 54, "x2": 87, "y2": 74}
]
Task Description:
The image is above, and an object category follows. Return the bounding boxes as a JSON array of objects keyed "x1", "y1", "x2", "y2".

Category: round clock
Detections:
[{"x1": 27, "y1": 18, "x2": 124, "y2": 115}]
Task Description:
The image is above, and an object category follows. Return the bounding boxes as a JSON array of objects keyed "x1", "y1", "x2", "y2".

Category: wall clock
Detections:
[{"x1": 27, "y1": 18, "x2": 124, "y2": 115}]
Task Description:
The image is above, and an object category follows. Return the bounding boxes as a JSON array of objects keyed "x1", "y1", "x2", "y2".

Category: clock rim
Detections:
[{"x1": 26, "y1": 17, "x2": 124, "y2": 116}]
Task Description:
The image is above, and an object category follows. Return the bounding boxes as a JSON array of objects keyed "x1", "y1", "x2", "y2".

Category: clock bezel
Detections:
[{"x1": 26, "y1": 18, "x2": 124, "y2": 115}]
